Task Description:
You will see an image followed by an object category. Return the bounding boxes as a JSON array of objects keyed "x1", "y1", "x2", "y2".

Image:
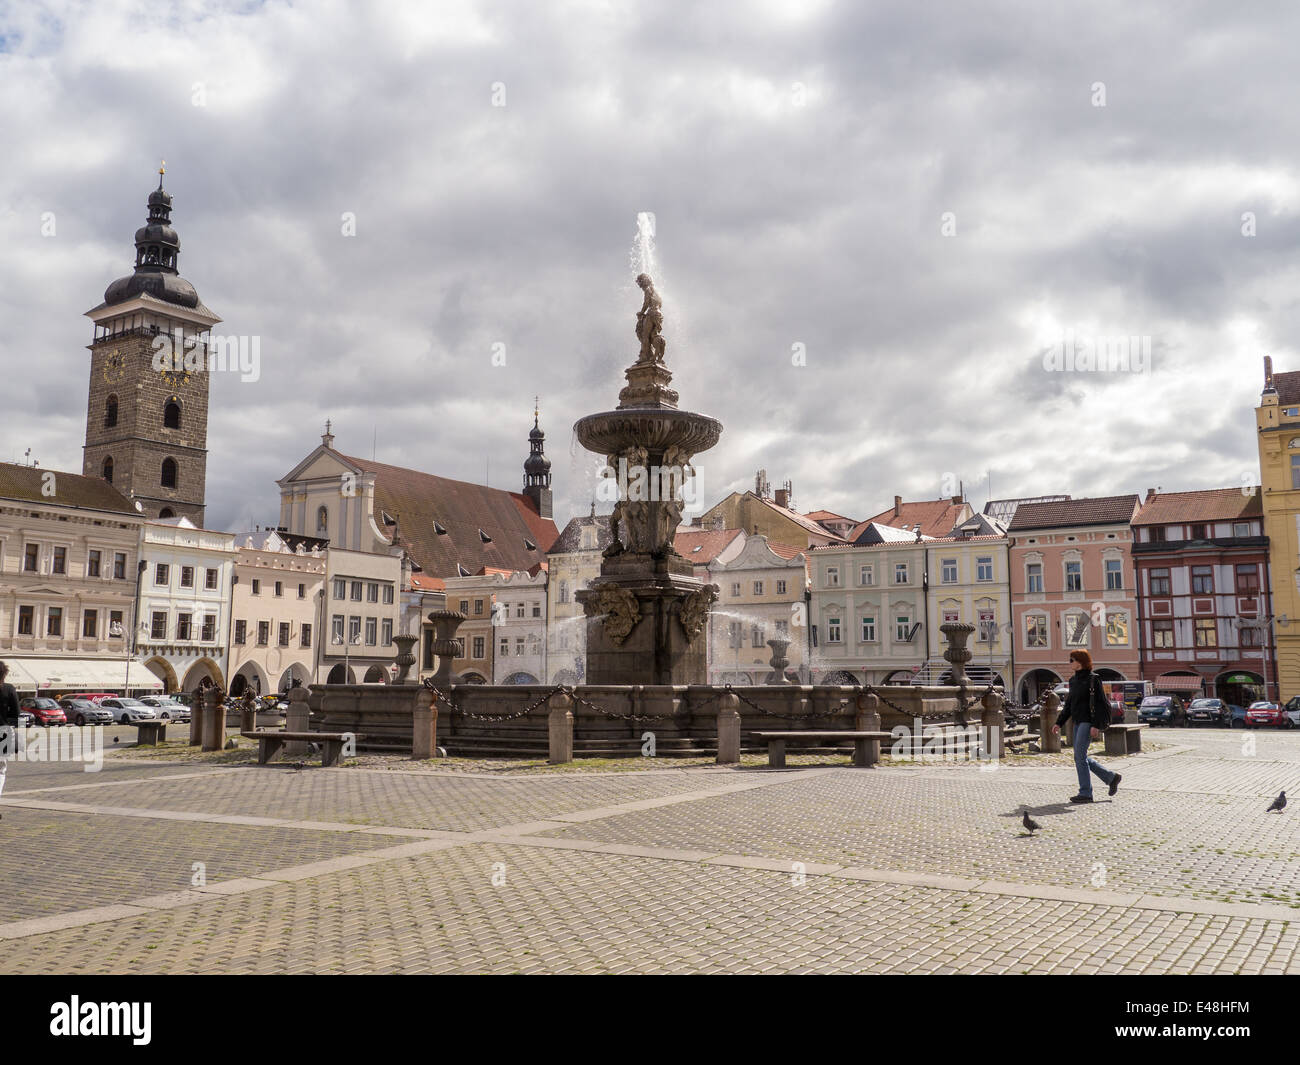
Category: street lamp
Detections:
[
  {"x1": 1234, "y1": 615, "x2": 1283, "y2": 703},
  {"x1": 332, "y1": 630, "x2": 362, "y2": 682}
]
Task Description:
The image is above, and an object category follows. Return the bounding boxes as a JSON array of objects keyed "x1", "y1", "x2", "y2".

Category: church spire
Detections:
[{"x1": 523, "y1": 399, "x2": 552, "y2": 519}]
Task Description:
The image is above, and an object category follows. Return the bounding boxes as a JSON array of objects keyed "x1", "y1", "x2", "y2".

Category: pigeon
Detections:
[
  {"x1": 1021, "y1": 807, "x2": 1041, "y2": 836},
  {"x1": 1268, "y1": 790, "x2": 1287, "y2": 813},
  {"x1": 292, "y1": 761, "x2": 307, "y2": 772}
]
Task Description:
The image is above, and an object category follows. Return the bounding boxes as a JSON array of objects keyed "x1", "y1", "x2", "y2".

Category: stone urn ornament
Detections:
[
  {"x1": 765, "y1": 637, "x2": 793, "y2": 685},
  {"x1": 392, "y1": 634, "x2": 419, "y2": 685}
]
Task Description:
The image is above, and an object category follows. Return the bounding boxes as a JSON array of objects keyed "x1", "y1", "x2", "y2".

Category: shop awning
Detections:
[
  {"x1": 1154, "y1": 674, "x2": 1205, "y2": 692},
  {"x1": 3, "y1": 657, "x2": 165, "y2": 693}
]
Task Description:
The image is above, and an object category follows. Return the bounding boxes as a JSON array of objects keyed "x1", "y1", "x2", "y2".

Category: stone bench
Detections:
[
  {"x1": 135, "y1": 721, "x2": 168, "y2": 746},
  {"x1": 751, "y1": 730, "x2": 893, "y2": 768},
  {"x1": 241, "y1": 731, "x2": 361, "y2": 767},
  {"x1": 1104, "y1": 723, "x2": 1144, "y2": 756}
]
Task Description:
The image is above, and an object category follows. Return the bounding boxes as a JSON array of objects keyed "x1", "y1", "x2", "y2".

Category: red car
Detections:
[
  {"x1": 19, "y1": 696, "x2": 68, "y2": 726},
  {"x1": 1246, "y1": 701, "x2": 1285, "y2": 728}
]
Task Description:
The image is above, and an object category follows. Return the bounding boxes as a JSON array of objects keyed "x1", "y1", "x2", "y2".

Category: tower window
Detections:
[
  {"x1": 159, "y1": 508, "x2": 175, "y2": 519},
  {"x1": 161, "y1": 458, "x2": 178, "y2": 489},
  {"x1": 105, "y1": 395, "x2": 118, "y2": 428},
  {"x1": 164, "y1": 400, "x2": 181, "y2": 429},
  {"x1": 102, "y1": 456, "x2": 114, "y2": 483}
]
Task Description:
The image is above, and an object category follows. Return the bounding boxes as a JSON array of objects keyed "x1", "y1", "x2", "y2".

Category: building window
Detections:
[
  {"x1": 472, "y1": 636, "x2": 485, "y2": 658},
  {"x1": 251, "y1": 578, "x2": 261, "y2": 596},
  {"x1": 274, "y1": 581, "x2": 283, "y2": 597},
  {"x1": 943, "y1": 609, "x2": 960, "y2": 624},
  {"x1": 776, "y1": 619, "x2": 789, "y2": 636},
  {"x1": 201, "y1": 615, "x2": 216, "y2": 642},
  {"x1": 161, "y1": 457, "x2": 178, "y2": 489},
  {"x1": 383, "y1": 585, "x2": 395, "y2": 605},
  {"x1": 301, "y1": 623, "x2": 312, "y2": 649},
  {"x1": 159, "y1": 508, "x2": 175, "y2": 520},
  {"x1": 977, "y1": 557, "x2": 993, "y2": 582},
  {"x1": 1191, "y1": 566, "x2": 1214, "y2": 595},
  {"x1": 114, "y1": 552, "x2": 127, "y2": 580},
  {"x1": 459, "y1": 599, "x2": 470, "y2": 614},
  {"x1": 180, "y1": 566, "x2": 194, "y2": 588},
  {"x1": 298, "y1": 583, "x2": 306, "y2": 599},
  {"x1": 52, "y1": 546, "x2": 66, "y2": 575},
  {"x1": 1190, "y1": 524, "x2": 1207, "y2": 541},
  {"x1": 516, "y1": 637, "x2": 526, "y2": 655},
  {"x1": 941, "y1": 559, "x2": 957, "y2": 583},
  {"x1": 1026, "y1": 615, "x2": 1047, "y2": 648},
  {"x1": 1150, "y1": 568, "x2": 1171, "y2": 596},
  {"x1": 278, "y1": 623, "x2": 290, "y2": 648},
  {"x1": 861, "y1": 616, "x2": 876, "y2": 642},
  {"x1": 83, "y1": 609, "x2": 98, "y2": 638},
  {"x1": 102, "y1": 456, "x2": 114, "y2": 483},
  {"x1": 1105, "y1": 558, "x2": 1123, "y2": 591},
  {"x1": 88, "y1": 550, "x2": 102, "y2": 578},
  {"x1": 895, "y1": 616, "x2": 913, "y2": 642},
  {"x1": 826, "y1": 566, "x2": 840, "y2": 587},
  {"x1": 331, "y1": 615, "x2": 344, "y2": 644},
  {"x1": 234, "y1": 620, "x2": 247, "y2": 645},
  {"x1": 532, "y1": 602, "x2": 541, "y2": 618},
  {"x1": 1241, "y1": 625, "x2": 1263, "y2": 648},
  {"x1": 151, "y1": 612, "x2": 167, "y2": 640},
  {"x1": 894, "y1": 563, "x2": 909, "y2": 585},
  {"x1": 727, "y1": 622, "x2": 741, "y2": 648},
  {"x1": 516, "y1": 603, "x2": 526, "y2": 618},
  {"x1": 155, "y1": 563, "x2": 169, "y2": 586},
  {"x1": 177, "y1": 613, "x2": 193, "y2": 640},
  {"x1": 258, "y1": 621, "x2": 270, "y2": 646},
  {"x1": 1153, "y1": 619, "x2": 1174, "y2": 648},
  {"x1": 1232, "y1": 521, "x2": 1251, "y2": 538},
  {"x1": 1026, "y1": 562, "x2": 1043, "y2": 593},
  {"x1": 109, "y1": 609, "x2": 123, "y2": 636},
  {"x1": 751, "y1": 626, "x2": 764, "y2": 648},
  {"x1": 827, "y1": 617, "x2": 841, "y2": 642},
  {"x1": 858, "y1": 566, "x2": 872, "y2": 587},
  {"x1": 365, "y1": 618, "x2": 377, "y2": 646},
  {"x1": 333, "y1": 578, "x2": 346, "y2": 599},
  {"x1": 1194, "y1": 618, "x2": 1217, "y2": 648},
  {"x1": 164, "y1": 400, "x2": 181, "y2": 429},
  {"x1": 367, "y1": 582, "x2": 379, "y2": 603},
  {"x1": 205, "y1": 568, "x2": 219, "y2": 590},
  {"x1": 1105, "y1": 612, "x2": 1128, "y2": 646},
  {"x1": 1064, "y1": 612, "x2": 1090, "y2": 646},
  {"x1": 751, "y1": 581, "x2": 763, "y2": 596},
  {"x1": 474, "y1": 600, "x2": 484, "y2": 615},
  {"x1": 558, "y1": 584, "x2": 568, "y2": 605},
  {"x1": 501, "y1": 636, "x2": 513, "y2": 657},
  {"x1": 350, "y1": 581, "x2": 362, "y2": 601},
  {"x1": 731, "y1": 582, "x2": 741, "y2": 597},
  {"x1": 23, "y1": 544, "x2": 38, "y2": 572},
  {"x1": 1236, "y1": 564, "x2": 1260, "y2": 595},
  {"x1": 1065, "y1": 561, "x2": 1082, "y2": 592},
  {"x1": 105, "y1": 394, "x2": 118, "y2": 428},
  {"x1": 17, "y1": 606, "x2": 33, "y2": 636},
  {"x1": 978, "y1": 610, "x2": 995, "y2": 642},
  {"x1": 381, "y1": 619, "x2": 392, "y2": 645},
  {"x1": 348, "y1": 616, "x2": 361, "y2": 642},
  {"x1": 1151, "y1": 526, "x2": 1166, "y2": 543},
  {"x1": 47, "y1": 607, "x2": 63, "y2": 637}
]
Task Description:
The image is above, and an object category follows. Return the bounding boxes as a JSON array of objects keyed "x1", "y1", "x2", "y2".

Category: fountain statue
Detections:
[{"x1": 575, "y1": 275, "x2": 722, "y2": 685}]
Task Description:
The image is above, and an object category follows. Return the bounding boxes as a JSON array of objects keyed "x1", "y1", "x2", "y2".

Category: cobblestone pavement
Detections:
[{"x1": 4, "y1": 727, "x2": 1300, "y2": 973}]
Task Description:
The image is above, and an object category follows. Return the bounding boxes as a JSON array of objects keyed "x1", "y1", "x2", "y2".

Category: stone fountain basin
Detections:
[{"x1": 575, "y1": 408, "x2": 722, "y2": 457}]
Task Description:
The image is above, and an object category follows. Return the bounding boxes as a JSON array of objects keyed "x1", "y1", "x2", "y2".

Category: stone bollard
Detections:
[
  {"x1": 716, "y1": 692, "x2": 741, "y2": 765},
  {"x1": 980, "y1": 690, "x2": 1005, "y2": 762},
  {"x1": 414, "y1": 690, "x2": 442, "y2": 760},
  {"x1": 1040, "y1": 691, "x2": 1062, "y2": 753},
  {"x1": 201, "y1": 687, "x2": 224, "y2": 752},
  {"x1": 189, "y1": 695, "x2": 203, "y2": 747},
  {"x1": 854, "y1": 692, "x2": 881, "y2": 767},
  {"x1": 285, "y1": 685, "x2": 311, "y2": 757},
  {"x1": 548, "y1": 692, "x2": 574, "y2": 765}
]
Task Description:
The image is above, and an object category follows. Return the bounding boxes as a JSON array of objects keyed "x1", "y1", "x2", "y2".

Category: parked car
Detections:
[
  {"x1": 1284, "y1": 697, "x2": 1300, "y2": 728},
  {"x1": 1246, "y1": 701, "x2": 1286, "y2": 728},
  {"x1": 1185, "y1": 697, "x2": 1230, "y2": 727},
  {"x1": 1225, "y1": 703, "x2": 1249, "y2": 728},
  {"x1": 66, "y1": 692, "x2": 118, "y2": 704},
  {"x1": 18, "y1": 697, "x2": 67, "y2": 727},
  {"x1": 1138, "y1": 695, "x2": 1185, "y2": 726},
  {"x1": 139, "y1": 696, "x2": 190, "y2": 721},
  {"x1": 99, "y1": 697, "x2": 159, "y2": 725},
  {"x1": 58, "y1": 698, "x2": 115, "y2": 726},
  {"x1": 17, "y1": 709, "x2": 34, "y2": 728}
]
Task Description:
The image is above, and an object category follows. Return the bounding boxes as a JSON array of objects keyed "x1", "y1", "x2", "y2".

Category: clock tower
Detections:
[{"x1": 83, "y1": 169, "x2": 221, "y2": 525}]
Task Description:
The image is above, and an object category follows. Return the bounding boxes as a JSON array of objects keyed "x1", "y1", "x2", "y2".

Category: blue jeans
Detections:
[{"x1": 1073, "y1": 721, "x2": 1114, "y2": 798}]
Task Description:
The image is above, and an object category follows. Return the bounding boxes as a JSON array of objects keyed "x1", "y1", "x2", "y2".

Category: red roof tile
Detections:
[
  {"x1": 1133, "y1": 487, "x2": 1263, "y2": 525},
  {"x1": 856, "y1": 499, "x2": 970, "y2": 540},
  {"x1": 1008, "y1": 494, "x2": 1140, "y2": 531},
  {"x1": 674, "y1": 527, "x2": 744, "y2": 564}
]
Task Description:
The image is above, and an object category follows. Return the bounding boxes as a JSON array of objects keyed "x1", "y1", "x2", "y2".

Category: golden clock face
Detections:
[
  {"x1": 159, "y1": 366, "x2": 192, "y2": 388},
  {"x1": 102, "y1": 349, "x2": 125, "y2": 383}
]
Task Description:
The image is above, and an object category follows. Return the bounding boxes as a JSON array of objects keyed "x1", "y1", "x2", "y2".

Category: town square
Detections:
[{"x1": 0, "y1": 0, "x2": 1297, "y2": 1030}]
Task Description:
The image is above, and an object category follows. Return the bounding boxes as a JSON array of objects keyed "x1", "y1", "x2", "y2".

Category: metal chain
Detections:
[
  {"x1": 564, "y1": 687, "x2": 686, "y2": 723},
  {"x1": 725, "y1": 684, "x2": 850, "y2": 720}
]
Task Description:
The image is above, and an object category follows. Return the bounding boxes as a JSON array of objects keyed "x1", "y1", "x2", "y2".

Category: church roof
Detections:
[{"x1": 340, "y1": 454, "x2": 559, "y2": 579}]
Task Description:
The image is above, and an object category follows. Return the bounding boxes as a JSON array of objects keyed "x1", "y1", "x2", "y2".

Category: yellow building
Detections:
[
  {"x1": 1255, "y1": 357, "x2": 1300, "y2": 698},
  {"x1": 696, "y1": 474, "x2": 844, "y2": 549}
]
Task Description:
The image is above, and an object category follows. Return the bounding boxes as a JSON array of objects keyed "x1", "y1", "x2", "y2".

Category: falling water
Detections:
[{"x1": 630, "y1": 211, "x2": 657, "y2": 281}]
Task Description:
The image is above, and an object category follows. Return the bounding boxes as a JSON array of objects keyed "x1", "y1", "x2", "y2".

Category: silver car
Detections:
[
  {"x1": 59, "y1": 698, "x2": 115, "y2": 726},
  {"x1": 99, "y1": 697, "x2": 159, "y2": 725},
  {"x1": 139, "y1": 696, "x2": 191, "y2": 722}
]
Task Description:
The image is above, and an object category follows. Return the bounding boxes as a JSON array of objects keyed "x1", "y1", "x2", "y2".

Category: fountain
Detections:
[{"x1": 574, "y1": 274, "x2": 722, "y2": 685}]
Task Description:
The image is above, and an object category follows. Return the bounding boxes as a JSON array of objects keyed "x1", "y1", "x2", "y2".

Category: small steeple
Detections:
[
  {"x1": 322, "y1": 419, "x2": 335, "y2": 449},
  {"x1": 102, "y1": 166, "x2": 202, "y2": 310},
  {"x1": 523, "y1": 399, "x2": 552, "y2": 519}
]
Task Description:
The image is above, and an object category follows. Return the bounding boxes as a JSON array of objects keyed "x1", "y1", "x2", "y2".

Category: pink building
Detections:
[{"x1": 1007, "y1": 495, "x2": 1141, "y2": 703}]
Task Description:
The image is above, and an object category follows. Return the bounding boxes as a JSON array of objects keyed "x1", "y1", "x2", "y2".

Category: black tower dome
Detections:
[
  {"x1": 103, "y1": 167, "x2": 201, "y2": 310},
  {"x1": 523, "y1": 399, "x2": 553, "y2": 519}
]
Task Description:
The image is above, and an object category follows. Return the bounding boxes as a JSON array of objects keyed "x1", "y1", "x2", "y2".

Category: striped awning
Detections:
[
  {"x1": 1154, "y1": 674, "x2": 1205, "y2": 692},
  {"x1": 2, "y1": 657, "x2": 165, "y2": 692}
]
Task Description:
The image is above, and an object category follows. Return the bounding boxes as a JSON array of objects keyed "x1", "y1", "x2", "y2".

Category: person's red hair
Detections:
[{"x1": 1069, "y1": 649, "x2": 1093, "y2": 671}]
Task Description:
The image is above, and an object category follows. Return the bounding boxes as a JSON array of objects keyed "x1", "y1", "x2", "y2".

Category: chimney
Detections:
[
  {"x1": 774, "y1": 487, "x2": 789, "y2": 509},
  {"x1": 1145, "y1": 487, "x2": 1157, "y2": 503},
  {"x1": 950, "y1": 495, "x2": 962, "y2": 505},
  {"x1": 893, "y1": 495, "x2": 902, "y2": 517}
]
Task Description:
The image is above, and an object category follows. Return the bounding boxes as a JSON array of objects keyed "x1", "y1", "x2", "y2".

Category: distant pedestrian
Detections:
[
  {"x1": 1052, "y1": 650, "x2": 1121, "y2": 804},
  {"x1": 0, "y1": 660, "x2": 20, "y2": 805}
]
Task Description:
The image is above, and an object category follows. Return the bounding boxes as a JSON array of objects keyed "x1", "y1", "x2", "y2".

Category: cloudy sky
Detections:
[{"x1": 1, "y1": 0, "x2": 1293, "y2": 534}]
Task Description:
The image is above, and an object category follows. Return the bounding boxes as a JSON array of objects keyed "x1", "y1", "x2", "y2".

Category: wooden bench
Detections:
[
  {"x1": 1104, "y1": 723, "x2": 1144, "y2": 756},
  {"x1": 241, "y1": 730, "x2": 362, "y2": 767},
  {"x1": 751, "y1": 730, "x2": 893, "y2": 768},
  {"x1": 135, "y1": 721, "x2": 168, "y2": 746}
]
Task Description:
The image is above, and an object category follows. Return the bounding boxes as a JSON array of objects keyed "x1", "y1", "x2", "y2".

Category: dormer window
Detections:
[
  {"x1": 457, "y1": 563, "x2": 471, "y2": 577},
  {"x1": 524, "y1": 538, "x2": 536, "y2": 551},
  {"x1": 479, "y1": 529, "x2": 492, "y2": 544},
  {"x1": 434, "y1": 521, "x2": 448, "y2": 535}
]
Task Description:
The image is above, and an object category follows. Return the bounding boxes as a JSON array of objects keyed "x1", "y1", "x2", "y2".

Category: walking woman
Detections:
[{"x1": 1052, "y1": 649, "x2": 1121, "y2": 803}]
